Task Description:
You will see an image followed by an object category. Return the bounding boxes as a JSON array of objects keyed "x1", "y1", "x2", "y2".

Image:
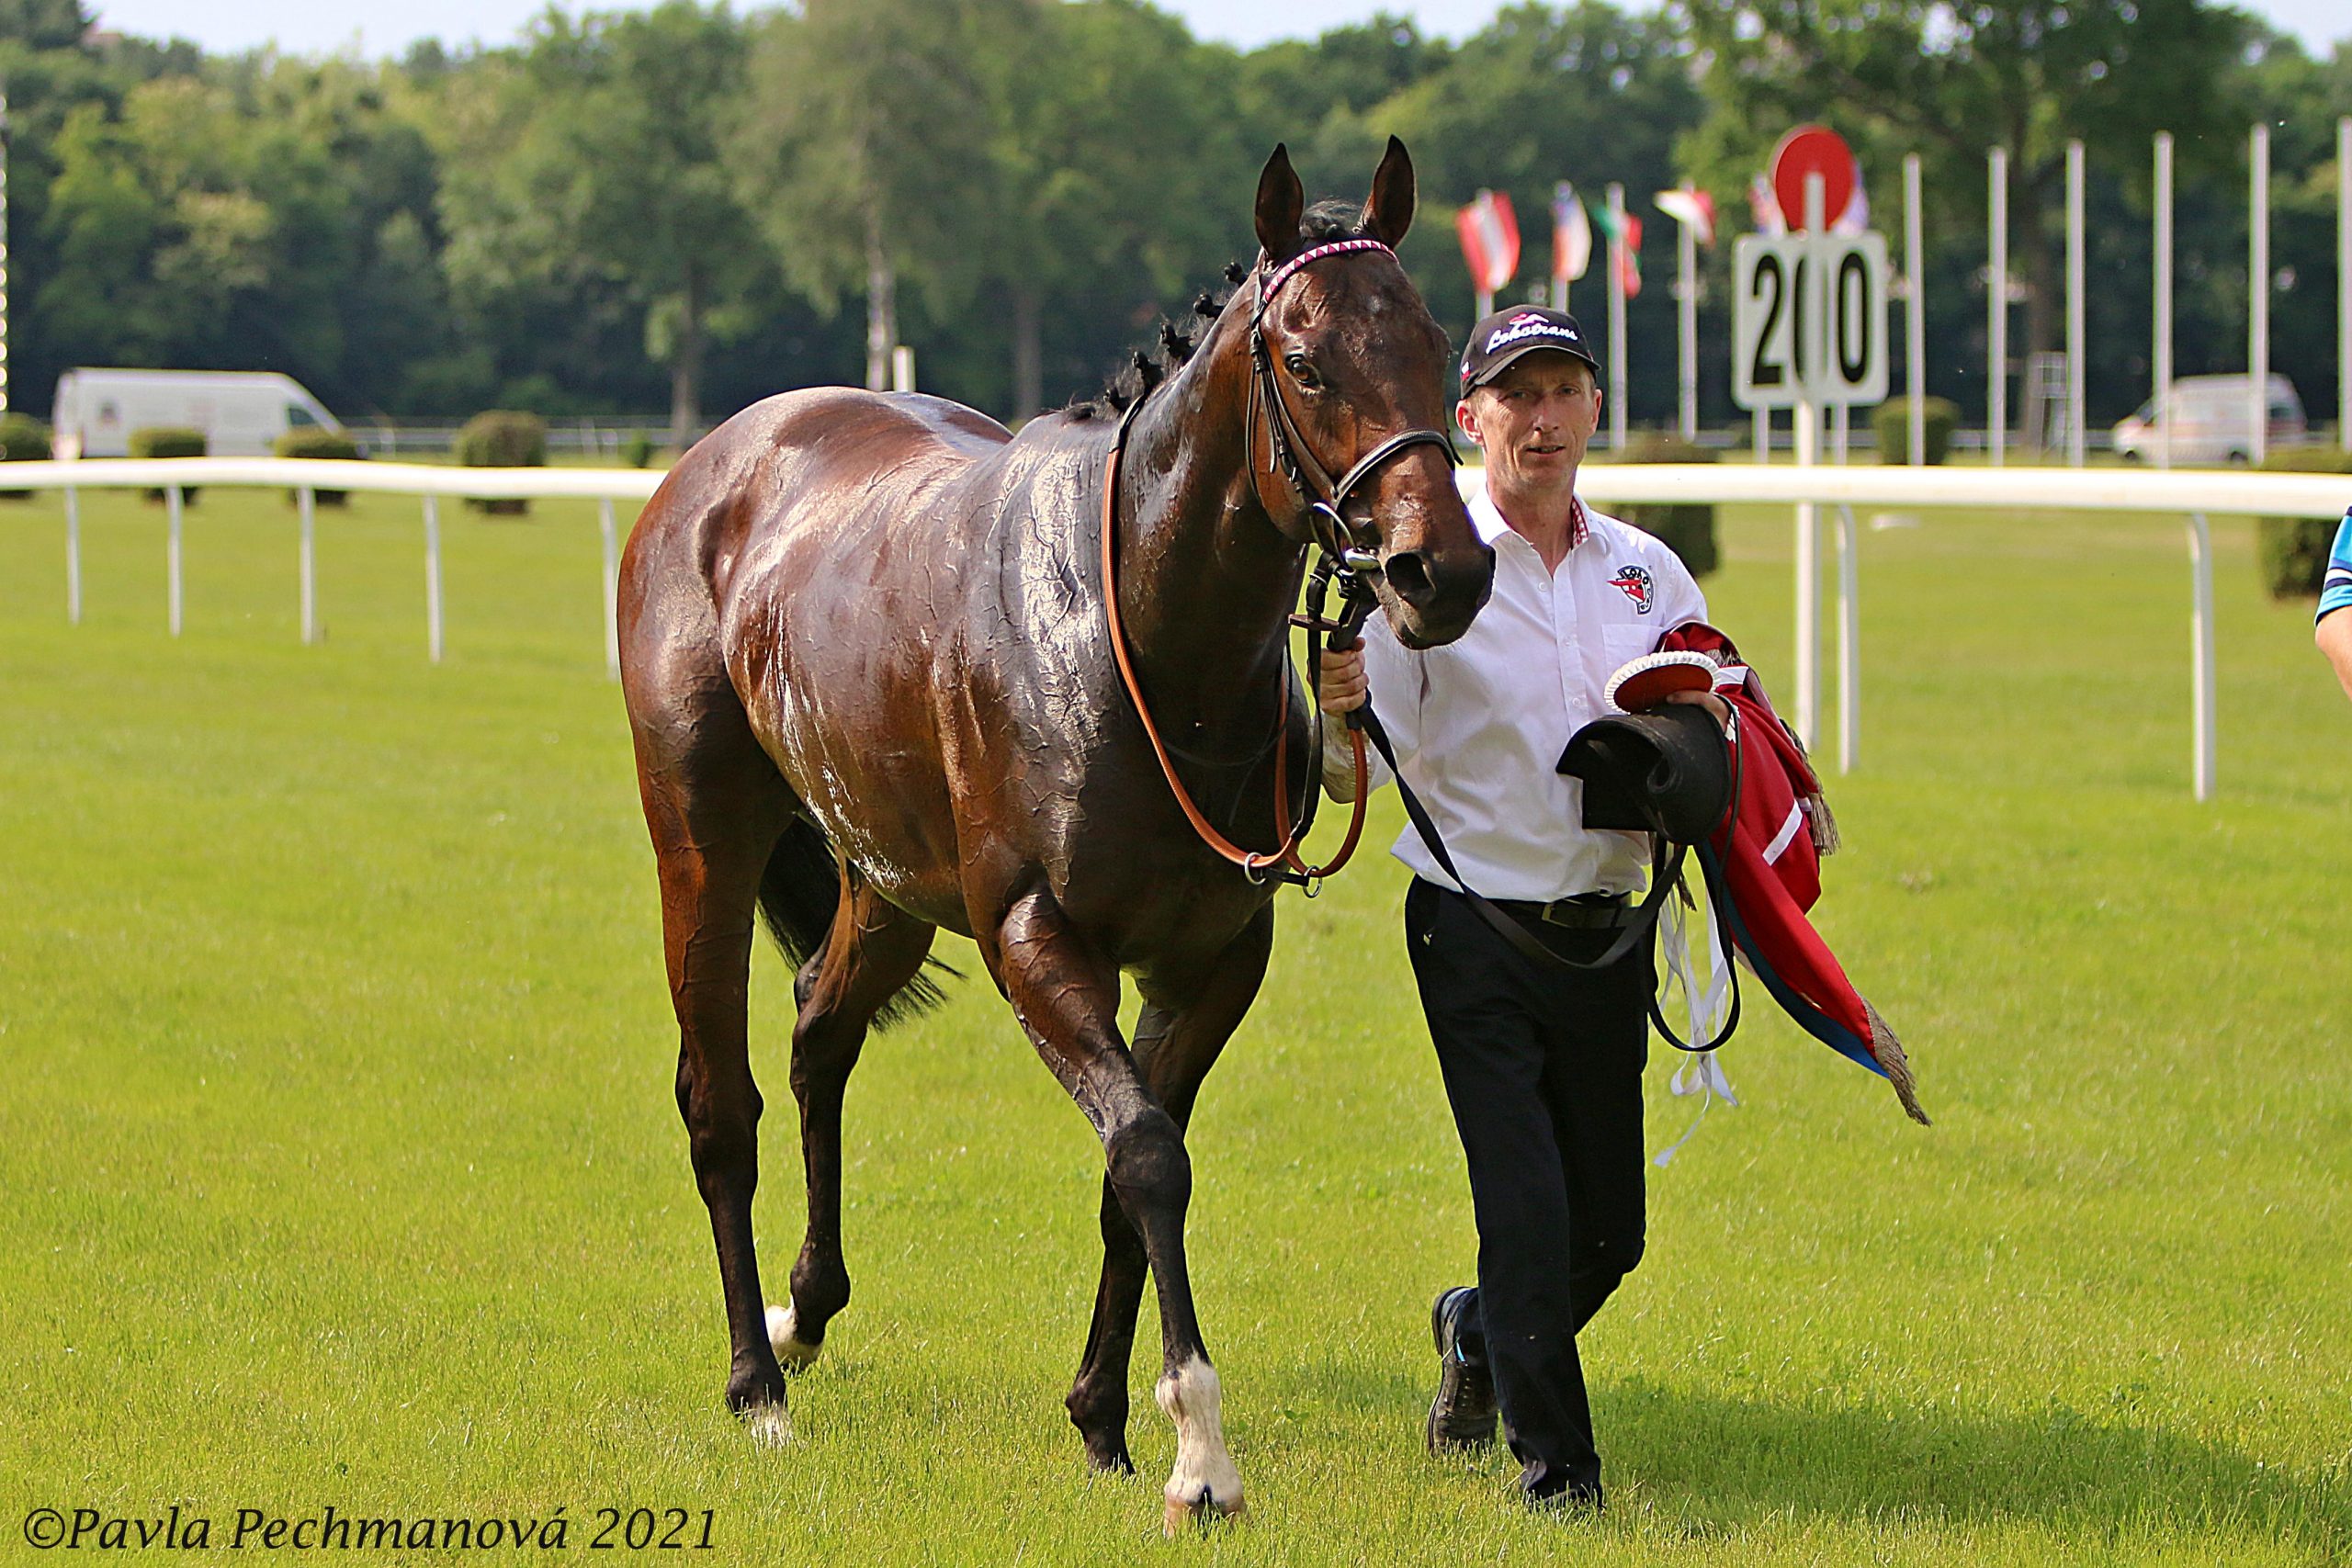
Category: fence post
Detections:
[
  {"x1": 1837, "y1": 503, "x2": 1860, "y2": 774},
  {"x1": 599, "y1": 497, "x2": 620, "y2": 679},
  {"x1": 424, "y1": 495, "x2": 443, "y2": 664},
  {"x1": 299, "y1": 486, "x2": 317, "y2": 645},
  {"x1": 2188, "y1": 513, "x2": 2215, "y2": 802},
  {"x1": 167, "y1": 484, "x2": 184, "y2": 637},
  {"x1": 64, "y1": 485, "x2": 80, "y2": 624}
]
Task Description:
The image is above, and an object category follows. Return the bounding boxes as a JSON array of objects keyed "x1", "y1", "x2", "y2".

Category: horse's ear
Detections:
[
  {"x1": 1363, "y1": 135, "x2": 1414, "y2": 246},
  {"x1": 1254, "y1": 144, "x2": 1306, "y2": 262}
]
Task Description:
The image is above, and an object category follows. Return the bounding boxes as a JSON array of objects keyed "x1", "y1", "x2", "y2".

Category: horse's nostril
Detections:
[{"x1": 1385, "y1": 550, "x2": 1433, "y2": 604}]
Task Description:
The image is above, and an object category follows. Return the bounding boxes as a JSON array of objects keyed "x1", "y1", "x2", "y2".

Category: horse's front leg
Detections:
[
  {"x1": 1065, "y1": 908, "x2": 1272, "y2": 1481},
  {"x1": 991, "y1": 889, "x2": 1244, "y2": 1531}
]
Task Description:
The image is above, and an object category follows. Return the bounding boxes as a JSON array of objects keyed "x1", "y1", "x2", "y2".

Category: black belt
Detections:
[{"x1": 1485, "y1": 891, "x2": 1635, "y2": 930}]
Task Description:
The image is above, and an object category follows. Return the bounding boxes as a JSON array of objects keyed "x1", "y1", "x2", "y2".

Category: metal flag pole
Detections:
[
  {"x1": 1988, "y1": 147, "x2": 2008, "y2": 468},
  {"x1": 2155, "y1": 132, "x2": 2174, "y2": 469},
  {"x1": 1905, "y1": 152, "x2": 1925, "y2": 467},
  {"x1": 1677, "y1": 194, "x2": 1698, "y2": 440},
  {"x1": 2065, "y1": 140, "x2": 2086, "y2": 468},
  {"x1": 2249, "y1": 123, "x2": 2269, "y2": 467},
  {"x1": 0, "y1": 89, "x2": 12, "y2": 416},
  {"x1": 1607, "y1": 182, "x2": 1628, "y2": 451},
  {"x1": 2339, "y1": 118, "x2": 2349, "y2": 455}
]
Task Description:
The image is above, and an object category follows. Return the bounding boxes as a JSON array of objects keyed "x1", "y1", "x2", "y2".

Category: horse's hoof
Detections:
[
  {"x1": 1083, "y1": 1440, "x2": 1136, "y2": 1477},
  {"x1": 1161, "y1": 1488, "x2": 1245, "y2": 1536},
  {"x1": 742, "y1": 1402, "x2": 792, "y2": 1450},
  {"x1": 765, "y1": 1303, "x2": 822, "y2": 1371}
]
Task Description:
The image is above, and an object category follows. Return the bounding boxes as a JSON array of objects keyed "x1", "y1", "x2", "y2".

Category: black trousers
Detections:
[{"x1": 1405, "y1": 876, "x2": 1650, "y2": 1497}]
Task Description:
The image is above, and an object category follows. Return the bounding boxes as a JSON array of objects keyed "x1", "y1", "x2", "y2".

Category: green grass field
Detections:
[{"x1": 3, "y1": 481, "x2": 2347, "y2": 1565}]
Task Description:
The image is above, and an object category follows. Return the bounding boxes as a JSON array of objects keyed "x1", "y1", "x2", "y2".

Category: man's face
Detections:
[{"x1": 1455, "y1": 352, "x2": 1600, "y2": 497}]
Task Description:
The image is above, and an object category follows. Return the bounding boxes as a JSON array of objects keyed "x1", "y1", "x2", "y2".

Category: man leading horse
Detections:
[{"x1": 1317, "y1": 305, "x2": 1728, "y2": 1513}]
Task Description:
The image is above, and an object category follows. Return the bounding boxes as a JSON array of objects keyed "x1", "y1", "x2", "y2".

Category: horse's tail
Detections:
[{"x1": 756, "y1": 818, "x2": 955, "y2": 1030}]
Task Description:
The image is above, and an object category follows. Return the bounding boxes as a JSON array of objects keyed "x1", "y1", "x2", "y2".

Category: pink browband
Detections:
[{"x1": 1258, "y1": 238, "x2": 1397, "y2": 304}]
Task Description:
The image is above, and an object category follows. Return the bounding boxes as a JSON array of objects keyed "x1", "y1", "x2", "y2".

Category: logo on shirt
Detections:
[{"x1": 1609, "y1": 563, "x2": 1655, "y2": 613}]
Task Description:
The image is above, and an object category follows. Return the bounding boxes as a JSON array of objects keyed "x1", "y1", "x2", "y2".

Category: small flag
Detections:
[
  {"x1": 1592, "y1": 205, "x2": 1643, "y2": 299},
  {"x1": 1747, "y1": 174, "x2": 1785, "y2": 237},
  {"x1": 1653, "y1": 186, "x2": 1716, "y2": 246},
  {"x1": 1552, "y1": 182, "x2": 1592, "y2": 282},
  {"x1": 1454, "y1": 188, "x2": 1521, "y2": 296}
]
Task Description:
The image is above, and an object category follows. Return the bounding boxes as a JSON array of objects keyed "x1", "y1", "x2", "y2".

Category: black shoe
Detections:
[
  {"x1": 1425, "y1": 1286, "x2": 1498, "y2": 1452},
  {"x1": 1524, "y1": 1483, "x2": 1604, "y2": 1516},
  {"x1": 1521, "y1": 1461, "x2": 1603, "y2": 1516}
]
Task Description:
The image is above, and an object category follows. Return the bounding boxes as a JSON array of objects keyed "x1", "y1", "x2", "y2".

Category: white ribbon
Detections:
[{"x1": 1653, "y1": 881, "x2": 1737, "y2": 1167}]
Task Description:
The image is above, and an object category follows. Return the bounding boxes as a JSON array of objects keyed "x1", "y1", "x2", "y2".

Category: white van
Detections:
[
  {"x1": 52, "y1": 369, "x2": 345, "y2": 459},
  {"x1": 2111, "y1": 374, "x2": 2305, "y2": 466}
]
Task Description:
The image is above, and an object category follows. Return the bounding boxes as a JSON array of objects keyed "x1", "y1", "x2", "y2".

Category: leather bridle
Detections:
[
  {"x1": 1101, "y1": 236, "x2": 1458, "y2": 887},
  {"x1": 1243, "y1": 238, "x2": 1461, "y2": 567}
]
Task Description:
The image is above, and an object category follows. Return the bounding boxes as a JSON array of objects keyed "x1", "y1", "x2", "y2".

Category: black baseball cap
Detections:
[{"x1": 1459, "y1": 306, "x2": 1601, "y2": 393}]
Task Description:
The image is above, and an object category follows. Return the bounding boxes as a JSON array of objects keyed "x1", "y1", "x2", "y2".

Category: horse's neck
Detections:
[{"x1": 1113, "y1": 333, "x2": 1300, "y2": 744}]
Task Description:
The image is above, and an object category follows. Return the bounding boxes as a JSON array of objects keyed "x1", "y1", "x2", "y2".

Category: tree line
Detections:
[{"x1": 6, "y1": 0, "x2": 2347, "y2": 444}]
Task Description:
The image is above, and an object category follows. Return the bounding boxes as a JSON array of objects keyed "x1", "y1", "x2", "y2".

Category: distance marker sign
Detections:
[{"x1": 1732, "y1": 230, "x2": 1888, "y2": 410}]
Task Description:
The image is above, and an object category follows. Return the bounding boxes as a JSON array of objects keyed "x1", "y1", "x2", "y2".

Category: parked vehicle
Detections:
[
  {"x1": 52, "y1": 369, "x2": 345, "y2": 459},
  {"x1": 2111, "y1": 374, "x2": 2305, "y2": 466}
]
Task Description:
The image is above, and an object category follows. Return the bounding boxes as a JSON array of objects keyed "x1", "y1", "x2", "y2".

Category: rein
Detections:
[{"x1": 1100, "y1": 238, "x2": 1452, "y2": 888}]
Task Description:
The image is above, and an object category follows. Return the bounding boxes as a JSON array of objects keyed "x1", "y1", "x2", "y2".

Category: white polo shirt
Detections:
[{"x1": 1350, "y1": 479, "x2": 1707, "y2": 901}]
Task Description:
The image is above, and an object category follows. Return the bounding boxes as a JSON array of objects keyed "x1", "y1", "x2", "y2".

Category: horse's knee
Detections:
[
  {"x1": 678, "y1": 1068, "x2": 763, "y2": 1186},
  {"x1": 1106, "y1": 1109, "x2": 1190, "y2": 1218}
]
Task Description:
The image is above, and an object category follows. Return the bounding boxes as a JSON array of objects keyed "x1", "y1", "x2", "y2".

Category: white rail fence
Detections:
[{"x1": 16, "y1": 457, "x2": 2352, "y2": 802}]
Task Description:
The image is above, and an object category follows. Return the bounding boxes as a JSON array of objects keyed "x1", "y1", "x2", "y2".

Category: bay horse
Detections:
[{"x1": 617, "y1": 140, "x2": 1493, "y2": 1529}]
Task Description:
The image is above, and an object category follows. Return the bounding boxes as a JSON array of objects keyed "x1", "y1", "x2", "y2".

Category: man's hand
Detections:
[
  {"x1": 1660, "y1": 688, "x2": 1732, "y2": 732},
  {"x1": 1319, "y1": 646, "x2": 1368, "y2": 715}
]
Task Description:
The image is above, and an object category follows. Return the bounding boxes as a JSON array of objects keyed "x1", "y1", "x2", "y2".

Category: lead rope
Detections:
[{"x1": 1099, "y1": 402, "x2": 1366, "y2": 886}]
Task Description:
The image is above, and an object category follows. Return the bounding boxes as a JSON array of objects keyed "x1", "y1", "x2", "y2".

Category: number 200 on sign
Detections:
[{"x1": 1732, "y1": 233, "x2": 1887, "y2": 409}]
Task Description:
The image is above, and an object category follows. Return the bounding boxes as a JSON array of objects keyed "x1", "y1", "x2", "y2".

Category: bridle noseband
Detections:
[
  {"x1": 1244, "y1": 238, "x2": 1462, "y2": 569},
  {"x1": 1100, "y1": 235, "x2": 1461, "y2": 888}
]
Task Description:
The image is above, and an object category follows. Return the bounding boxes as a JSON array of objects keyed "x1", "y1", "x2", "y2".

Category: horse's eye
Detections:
[{"x1": 1284, "y1": 353, "x2": 1321, "y2": 390}]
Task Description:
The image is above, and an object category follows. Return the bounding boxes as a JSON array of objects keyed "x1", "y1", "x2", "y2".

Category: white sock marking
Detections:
[
  {"x1": 765, "y1": 1303, "x2": 821, "y2": 1370},
  {"x1": 1156, "y1": 1356, "x2": 1244, "y2": 1525}
]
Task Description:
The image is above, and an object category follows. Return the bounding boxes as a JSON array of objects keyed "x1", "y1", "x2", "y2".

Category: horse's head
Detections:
[{"x1": 1247, "y1": 139, "x2": 1493, "y2": 649}]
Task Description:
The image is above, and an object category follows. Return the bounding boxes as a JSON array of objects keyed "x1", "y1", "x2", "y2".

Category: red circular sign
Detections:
[{"x1": 1771, "y1": 124, "x2": 1856, "y2": 231}]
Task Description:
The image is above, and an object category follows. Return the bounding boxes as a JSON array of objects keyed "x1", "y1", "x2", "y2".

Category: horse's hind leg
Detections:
[
  {"x1": 1066, "y1": 908, "x2": 1272, "y2": 1477},
  {"x1": 631, "y1": 701, "x2": 797, "y2": 1434},
  {"x1": 766, "y1": 873, "x2": 936, "y2": 1369},
  {"x1": 988, "y1": 889, "x2": 1246, "y2": 1531}
]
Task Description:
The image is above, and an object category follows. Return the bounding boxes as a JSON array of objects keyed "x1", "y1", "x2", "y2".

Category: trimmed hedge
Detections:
[
  {"x1": 1872, "y1": 397, "x2": 1960, "y2": 466},
  {"x1": 2256, "y1": 446, "x2": 2352, "y2": 600},
  {"x1": 0, "y1": 412, "x2": 51, "y2": 461},
  {"x1": 1612, "y1": 433, "x2": 1719, "y2": 578},
  {"x1": 622, "y1": 430, "x2": 658, "y2": 469},
  {"x1": 130, "y1": 425, "x2": 207, "y2": 502},
  {"x1": 0, "y1": 412, "x2": 52, "y2": 499},
  {"x1": 457, "y1": 411, "x2": 547, "y2": 515},
  {"x1": 274, "y1": 425, "x2": 366, "y2": 506}
]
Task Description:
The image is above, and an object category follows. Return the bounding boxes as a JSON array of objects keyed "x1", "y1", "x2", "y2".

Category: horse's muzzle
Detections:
[{"x1": 1384, "y1": 541, "x2": 1494, "y2": 647}]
